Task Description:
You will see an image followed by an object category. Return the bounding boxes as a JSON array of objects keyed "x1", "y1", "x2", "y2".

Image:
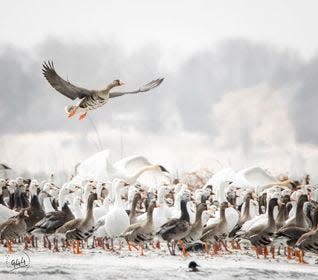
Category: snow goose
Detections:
[
  {"x1": 0, "y1": 209, "x2": 29, "y2": 253},
  {"x1": 157, "y1": 192, "x2": 191, "y2": 256},
  {"x1": 122, "y1": 200, "x2": 157, "y2": 255},
  {"x1": 42, "y1": 61, "x2": 164, "y2": 120},
  {"x1": 103, "y1": 179, "x2": 130, "y2": 250},
  {"x1": 56, "y1": 193, "x2": 97, "y2": 253}
]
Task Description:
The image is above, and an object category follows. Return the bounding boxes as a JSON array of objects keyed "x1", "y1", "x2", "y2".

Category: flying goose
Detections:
[{"x1": 42, "y1": 61, "x2": 164, "y2": 120}]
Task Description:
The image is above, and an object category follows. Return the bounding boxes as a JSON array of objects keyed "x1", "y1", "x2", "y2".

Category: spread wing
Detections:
[
  {"x1": 42, "y1": 61, "x2": 93, "y2": 100},
  {"x1": 109, "y1": 78, "x2": 164, "y2": 98}
]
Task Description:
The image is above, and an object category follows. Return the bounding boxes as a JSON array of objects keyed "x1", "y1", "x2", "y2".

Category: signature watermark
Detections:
[{"x1": 5, "y1": 251, "x2": 31, "y2": 273}]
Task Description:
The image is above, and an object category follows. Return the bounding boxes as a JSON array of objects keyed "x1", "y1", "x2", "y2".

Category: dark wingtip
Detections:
[{"x1": 159, "y1": 165, "x2": 169, "y2": 173}]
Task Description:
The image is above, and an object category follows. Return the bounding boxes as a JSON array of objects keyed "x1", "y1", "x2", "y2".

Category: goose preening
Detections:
[{"x1": 42, "y1": 61, "x2": 164, "y2": 120}]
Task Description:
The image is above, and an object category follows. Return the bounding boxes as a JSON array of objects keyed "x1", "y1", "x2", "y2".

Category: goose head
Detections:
[
  {"x1": 29, "y1": 180, "x2": 39, "y2": 196},
  {"x1": 112, "y1": 79, "x2": 125, "y2": 87},
  {"x1": 7, "y1": 180, "x2": 17, "y2": 194},
  {"x1": 16, "y1": 177, "x2": 24, "y2": 187}
]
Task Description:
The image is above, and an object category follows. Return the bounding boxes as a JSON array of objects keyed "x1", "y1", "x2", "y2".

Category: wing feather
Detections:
[
  {"x1": 42, "y1": 61, "x2": 92, "y2": 100},
  {"x1": 109, "y1": 78, "x2": 164, "y2": 98}
]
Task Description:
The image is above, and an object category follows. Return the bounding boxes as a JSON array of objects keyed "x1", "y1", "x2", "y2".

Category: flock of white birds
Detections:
[{"x1": 0, "y1": 150, "x2": 318, "y2": 265}]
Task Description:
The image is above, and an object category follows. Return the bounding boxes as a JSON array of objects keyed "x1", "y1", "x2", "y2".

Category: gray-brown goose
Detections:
[
  {"x1": 42, "y1": 61, "x2": 164, "y2": 120},
  {"x1": 157, "y1": 196, "x2": 191, "y2": 256},
  {"x1": 280, "y1": 194, "x2": 309, "y2": 230},
  {"x1": 31, "y1": 202, "x2": 74, "y2": 250},
  {"x1": 122, "y1": 200, "x2": 157, "y2": 255},
  {"x1": 229, "y1": 193, "x2": 253, "y2": 238},
  {"x1": 294, "y1": 206, "x2": 318, "y2": 263},
  {"x1": 242, "y1": 198, "x2": 279, "y2": 258},
  {"x1": 129, "y1": 192, "x2": 142, "y2": 224},
  {"x1": 201, "y1": 202, "x2": 229, "y2": 254},
  {"x1": 0, "y1": 209, "x2": 29, "y2": 253},
  {"x1": 182, "y1": 203, "x2": 207, "y2": 244},
  {"x1": 55, "y1": 193, "x2": 97, "y2": 254}
]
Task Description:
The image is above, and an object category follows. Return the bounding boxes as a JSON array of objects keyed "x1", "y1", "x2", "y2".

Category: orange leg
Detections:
[
  {"x1": 140, "y1": 243, "x2": 144, "y2": 256},
  {"x1": 6, "y1": 240, "x2": 14, "y2": 253},
  {"x1": 68, "y1": 107, "x2": 78, "y2": 118},
  {"x1": 236, "y1": 241, "x2": 241, "y2": 250},
  {"x1": 287, "y1": 246, "x2": 293, "y2": 260},
  {"x1": 230, "y1": 240, "x2": 235, "y2": 250},
  {"x1": 205, "y1": 242, "x2": 209, "y2": 254},
  {"x1": 79, "y1": 112, "x2": 87, "y2": 120},
  {"x1": 270, "y1": 246, "x2": 275, "y2": 259},
  {"x1": 263, "y1": 246, "x2": 269, "y2": 258}
]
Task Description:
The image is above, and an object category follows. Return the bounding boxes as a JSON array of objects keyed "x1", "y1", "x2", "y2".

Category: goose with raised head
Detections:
[
  {"x1": 42, "y1": 61, "x2": 164, "y2": 120},
  {"x1": 122, "y1": 200, "x2": 157, "y2": 255},
  {"x1": 183, "y1": 203, "x2": 207, "y2": 244},
  {"x1": 157, "y1": 192, "x2": 191, "y2": 256},
  {"x1": 103, "y1": 179, "x2": 130, "y2": 250},
  {"x1": 56, "y1": 193, "x2": 97, "y2": 253},
  {"x1": 295, "y1": 206, "x2": 318, "y2": 263},
  {"x1": 201, "y1": 202, "x2": 230, "y2": 254},
  {"x1": 240, "y1": 198, "x2": 279, "y2": 258}
]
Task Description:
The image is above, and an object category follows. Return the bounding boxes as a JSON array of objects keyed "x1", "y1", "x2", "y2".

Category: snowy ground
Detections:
[{"x1": 1, "y1": 245, "x2": 318, "y2": 280}]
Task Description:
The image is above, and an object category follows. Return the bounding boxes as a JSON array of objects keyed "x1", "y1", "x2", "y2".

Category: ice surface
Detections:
[{"x1": 1, "y1": 245, "x2": 318, "y2": 280}]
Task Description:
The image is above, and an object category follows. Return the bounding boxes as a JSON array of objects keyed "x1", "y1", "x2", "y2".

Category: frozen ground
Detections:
[{"x1": 1, "y1": 245, "x2": 318, "y2": 280}]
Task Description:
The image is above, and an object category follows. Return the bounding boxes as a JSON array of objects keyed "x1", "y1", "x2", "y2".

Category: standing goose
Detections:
[
  {"x1": 42, "y1": 61, "x2": 164, "y2": 120},
  {"x1": 294, "y1": 206, "x2": 318, "y2": 263},
  {"x1": 240, "y1": 198, "x2": 279, "y2": 258},
  {"x1": 201, "y1": 202, "x2": 230, "y2": 254},
  {"x1": 122, "y1": 200, "x2": 157, "y2": 255},
  {"x1": 182, "y1": 203, "x2": 207, "y2": 244},
  {"x1": 0, "y1": 210, "x2": 29, "y2": 253},
  {"x1": 31, "y1": 203, "x2": 75, "y2": 250},
  {"x1": 56, "y1": 193, "x2": 97, "y2": 254},
  {"x1": 157, "y1": 193, "x2": 191, "y2": 256}
]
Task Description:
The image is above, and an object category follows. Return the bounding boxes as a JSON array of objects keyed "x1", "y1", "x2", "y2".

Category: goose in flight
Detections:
[{"x1": 42, "y1": 61, "x2": 164, "y2": 120}]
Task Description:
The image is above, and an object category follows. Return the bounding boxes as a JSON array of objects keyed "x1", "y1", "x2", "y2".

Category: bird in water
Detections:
[
  {"x1": 188, "y1": 261, "x2": 199, "y2": 272},
  {"x1": 42, "y1": 61, "x2": 164, "y2": 120}
]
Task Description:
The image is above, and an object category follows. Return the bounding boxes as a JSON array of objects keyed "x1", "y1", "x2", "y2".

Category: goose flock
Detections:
[{"x1": 0, "y1": 168, "x2": 318, "y2": 265}]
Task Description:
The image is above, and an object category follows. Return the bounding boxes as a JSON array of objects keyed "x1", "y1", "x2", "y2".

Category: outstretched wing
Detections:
[
  {"x1": 109, "y1": 78, "x2": 164, "y2": 98},
  {"x1": 42, "y1": 61, "x2": 93, "y2": 100}
]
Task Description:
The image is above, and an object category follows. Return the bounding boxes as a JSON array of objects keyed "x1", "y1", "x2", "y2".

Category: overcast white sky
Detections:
[
  {"x1": 1, "y1": 0, "x2": 318, "y2": 60},
  {"x1": 1, "y1": 0, "x2": 318, "y2": 180}
]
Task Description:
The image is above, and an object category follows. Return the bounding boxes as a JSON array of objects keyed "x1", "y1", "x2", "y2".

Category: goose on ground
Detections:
[
  {"x1": 56, "y1": 193, "x2": 97, "y2": 253},
  {"x1": 42, "y1": 61, "x2": 164, "y2": 120},
  {"x1": 201, "y1": 202, "x2": 230, "y2": 254},
  {"x1": 0, "y1": 209, "x2": 29, "y2": 252},
  {"x1": 122, "y1": 200, "x2": 157, "y2": 255},
  {"x1": 31, "y1": 203, "x2": 75, "y2": 250},
  {"x1": 157, "y1": 192, "x2": 191, "y2": 256},
  {"x1": 103, "y1": 179, "x2": 130, "y2": 250}
]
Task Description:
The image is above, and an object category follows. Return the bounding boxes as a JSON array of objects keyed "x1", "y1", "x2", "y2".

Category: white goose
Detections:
[{"x1": 103, "y1": 179, "x2": 130, "y2": 249}]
